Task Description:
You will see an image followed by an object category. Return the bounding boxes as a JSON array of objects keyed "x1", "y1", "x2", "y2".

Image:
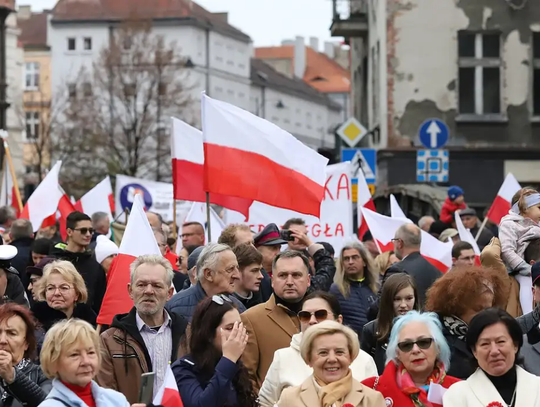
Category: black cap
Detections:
[
  {"x1": 254, "y1": 223, "x2": 287, "y2": 247},
  {"x1": 26, "y1": 257, "x2": 56, "y2": 278},
  {"x1": 459, "y1": 208, "x2": 477, "y2": 217},
  {"x1": 188, "y1": 246, "x2": 205, "y2": 271},
  {"x1": 533, "y1": 263, "x2": 540, "y2": 286}
]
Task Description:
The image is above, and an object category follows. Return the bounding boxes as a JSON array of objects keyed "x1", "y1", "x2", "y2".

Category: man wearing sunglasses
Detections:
[{"x1": 50, "y1": 211, "x2": 107, "y2": 314}]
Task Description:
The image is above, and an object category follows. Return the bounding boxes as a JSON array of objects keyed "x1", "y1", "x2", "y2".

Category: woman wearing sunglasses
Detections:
[
  {"x1": 172, "y1": 295, "x2": 258, "y2": 407},
  {"x1": 258, "y1": 291, "x2": 377, "y2": 407},
  {"x1": 362, "y1": 273, "x2": 420, "y2": 374},
  {"x1": 362, "y1": 311, "x2": 460, "y2": 407}
]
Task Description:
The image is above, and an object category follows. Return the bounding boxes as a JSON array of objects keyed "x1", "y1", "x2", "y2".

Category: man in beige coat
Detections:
[{"x1": 241, "y1": 250, "x2": 311, "y2": 388}]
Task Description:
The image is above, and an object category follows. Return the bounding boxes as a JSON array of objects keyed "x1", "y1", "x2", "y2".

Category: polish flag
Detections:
[
  {"x1": 0, "y1": 159, "x2": 21, "y2": 216},
  {"x1": 361, "y1": 207, "x2": 452, "y2": 272},
  {"x1": 97, "y1": 193, "x2": 161, "y2": 325},
  {"x1": 486, "y1": 173, "x2": 521, "y2": 225},
  {"x1": 201, "y1": 95, "x2": 328, "y2": 217},
  {"x1": 454, "y1": 211, "x2": 481, "y2": 265},
  {"x1": 171, "y1": 118, "x2": 253, "y2": 219},
  {"x1": 75, "y1": 176, "x2": 114, "y2": 219},
  {"x1": 153, "y1": 365, "x2": 183, "y2": 407},
  {"x1": 20, "y1": 161, "x2": 63, "y2": 232},
  {"x1": 184, "y1": 202, "x2": 225, "y2": 244},
  {"x1": 356, "y1": 168, "x2": 375, "y2": 239},
  {"x1": 390, "y1": 194, "x2": 408, "y2": 219},
  {"x1": 58, "y1": 193, "x2": 76, "y2": 242}
]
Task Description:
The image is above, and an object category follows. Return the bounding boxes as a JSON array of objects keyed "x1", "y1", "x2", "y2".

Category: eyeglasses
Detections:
[
  {"x1": 212, "y1": 294, "x2": 233, "y2": 305},
  {"x1": 391, "y1": 238, "x2": 402, "y2": 243},
  {"x1": 46, "y1": 285, "x2": 74, "y2": 295},
  {"x1": 73, "y1": 227, "x2": 94, "y2": 235},
  {"x1": 397, "y1": 337, "x2": 434, "y2": 352},
  {"x1": 298, "y1": 309, "x2": 329, "y2": 323}
]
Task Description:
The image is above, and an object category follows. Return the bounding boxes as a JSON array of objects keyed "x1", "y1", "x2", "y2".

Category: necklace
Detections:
[{"x1": 508, "y1": 388, "x2": 516, "y2": 407}]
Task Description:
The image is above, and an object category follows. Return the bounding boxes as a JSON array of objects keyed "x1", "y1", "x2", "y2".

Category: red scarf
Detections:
[
  {"x1": 395, "y1": 362, "x2": 446, "y2": 407},
  {"x1": 62, "y1": 381, "x2": 96, "y2": 407}
]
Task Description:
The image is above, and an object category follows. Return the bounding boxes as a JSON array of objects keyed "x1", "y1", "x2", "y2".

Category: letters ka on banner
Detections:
[{"x1": 227, "y1": 162, "x2": 353, "y2": 254}]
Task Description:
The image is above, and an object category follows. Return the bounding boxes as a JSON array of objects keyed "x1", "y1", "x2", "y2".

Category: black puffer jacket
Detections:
[
  {"x1": 360, "y1": 320, "x2": 387, "y2": 374},
  {"x1": 50, "y1": 244, "x2": 106, "y2": 314},
  {"x1": 309, "y1": 247, "x2": 336, "y2": 293},
  {"x1": 0, "y1": 360, "x2": 52, "y2": 407},
  {"x1": 31, "y1": 301, "x2": 97, "y2": 332},
  {"x1": 2, "y1": 273, "x2": 28, "y2": 307}
]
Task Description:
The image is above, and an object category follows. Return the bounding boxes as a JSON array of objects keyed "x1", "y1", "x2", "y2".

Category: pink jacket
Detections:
[{"x1": 499, "y1": 212, "x2": 540, "y2": 274}]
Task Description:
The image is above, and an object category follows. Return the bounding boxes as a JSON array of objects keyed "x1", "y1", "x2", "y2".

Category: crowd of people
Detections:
[{"x1": 0, "y1": 185, "x2": 536, "y2": 405}]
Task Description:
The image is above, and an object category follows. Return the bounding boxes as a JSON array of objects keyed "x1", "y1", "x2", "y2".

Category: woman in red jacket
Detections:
[{"x1": 362, "y1": 311, "x2": 460, "y2": 407}]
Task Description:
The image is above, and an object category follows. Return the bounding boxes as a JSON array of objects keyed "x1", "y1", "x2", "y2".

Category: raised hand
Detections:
[{"x1": 221, "y1": 321, "x2": 248, "y2": 363}]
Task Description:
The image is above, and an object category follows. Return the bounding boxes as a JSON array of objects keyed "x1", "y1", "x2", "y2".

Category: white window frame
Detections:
[
  {"x1": 83, "y1": 37, "x2": 92, "y2": 51},
  {"x1": 24, "y1": 62, "x2": 40, "y2": 90},
  {"x1": 25, "y1": 111, "x2": 40, "y2": 141},
  {"x1": 458, "y1": 32, "x2": 502, "y2": 116}
]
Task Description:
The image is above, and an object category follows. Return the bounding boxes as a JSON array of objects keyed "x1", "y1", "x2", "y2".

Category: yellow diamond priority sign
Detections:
[{"x1": 336, "y1": 117, "x2": 368, "y2": 147}]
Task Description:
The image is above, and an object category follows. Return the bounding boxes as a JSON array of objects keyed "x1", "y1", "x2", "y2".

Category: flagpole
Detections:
[
  {"x1": 172, "y1": 199, "x2": 177, "y2": 239},
  {"x1": 2, "y1": 138, "x2": 23, "y2": 213},
  {"x1": 206, "y1": 192, "x2": 212, "y2": 242},
  {"x1": 0, "y1": 155, "x2": 5, "y2": 205},
  {"x1": 475, "y1": 217, "x2": 489, "y2": 242}
]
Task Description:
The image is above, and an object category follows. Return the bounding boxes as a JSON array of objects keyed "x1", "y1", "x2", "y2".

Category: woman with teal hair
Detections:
[{"x1": 362, "y1": 311, "x2": 460, "y2": 407}]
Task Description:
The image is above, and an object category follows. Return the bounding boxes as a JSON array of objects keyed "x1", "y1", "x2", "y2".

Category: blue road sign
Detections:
[
  {"x1": 417, "y1": 149, "x2": 449, "y2": 182},
  {"x1": 418, "y1": 119, "x2": 449, "y2": 149},
  {"x1": 341, "y1": 148, "x2": 377, "y2": 184}
]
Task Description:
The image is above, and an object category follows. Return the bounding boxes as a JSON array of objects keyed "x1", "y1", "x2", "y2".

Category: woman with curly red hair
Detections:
[{"x1": 425, "y1": 266, "x2": 509, "y2": 379}]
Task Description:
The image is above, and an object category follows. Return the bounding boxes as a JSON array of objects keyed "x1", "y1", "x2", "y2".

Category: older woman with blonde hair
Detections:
[
  {"x1": 31, "y1": 260, "x2": 96, "y2": 332},
  {"x1": 38, "y1": 319, "x2": 142, "y2": 407},
  {"x1": 330, "y1": 243, "x2": 380, "y2": 335},
  {"x1": 277, "y1": 320, "x2": 385, "y2": 407},
  {"x1": 374, "y1": 251, "x2": 399, "y2": 276}
]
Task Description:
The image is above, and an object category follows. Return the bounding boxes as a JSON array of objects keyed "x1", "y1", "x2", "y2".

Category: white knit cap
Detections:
[{"x1": 95, "y1": 235, "x2": 119, "y2": 264}]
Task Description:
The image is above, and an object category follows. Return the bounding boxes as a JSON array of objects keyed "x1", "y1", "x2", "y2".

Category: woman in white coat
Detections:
[
  {"x1": 444, "y1": 308, "x2": 540, "y2": 407},
  {"x1": 258, "y1": 291, "x2": 377, "y2": 407}
]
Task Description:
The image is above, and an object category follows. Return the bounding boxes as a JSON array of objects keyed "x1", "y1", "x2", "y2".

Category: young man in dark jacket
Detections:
[
  {"x1": 50, "y1": 211, "x2": 106, "y2": 314},
  {"x1": 98, "y1": 255, "x2": 188, "y2": 404},
  {"x1": 232, "y1": 243, "x2": 264, "y2": 309}
]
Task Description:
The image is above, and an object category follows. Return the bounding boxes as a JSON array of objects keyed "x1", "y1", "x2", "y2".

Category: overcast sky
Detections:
[{"x1": 21, "y1": 0, "x2": 344, "y2": 48}]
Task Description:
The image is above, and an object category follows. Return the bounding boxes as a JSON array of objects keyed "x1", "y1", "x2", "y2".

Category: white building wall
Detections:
[{"x1": 6, "y1": 12, "x2": 24, "y2": 177}]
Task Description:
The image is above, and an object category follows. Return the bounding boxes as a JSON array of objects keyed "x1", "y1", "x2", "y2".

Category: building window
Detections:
[
  {"x1": 67, "y1": 37, "x2": 76, "y2": 51},
  {"x1": 83, "y1": 37, "x2": 92, "y2": 50},
  {"x1": 68, "y1": 83, "x2": 77, "y2": 99},
  {"x1": 458, "y1": 32, "x2": 501, "y2": 115},
  {"x1": 533, "y1": 32, "x2": 540, "y2": 116},
  {"x1": 24, "y1": 62, "x2": 40, "y2": 90},
  {"x1": 25, "y1": 111, "x2": 40, "y2": 140},
  {"x1": 83, "y1": 82, "x2": 93, "y2": 97}
]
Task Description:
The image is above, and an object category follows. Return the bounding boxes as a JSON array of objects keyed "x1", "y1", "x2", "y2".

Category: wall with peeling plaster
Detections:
[{"x1": 380, "y1": 0, "x2": 540, "y2": 147}]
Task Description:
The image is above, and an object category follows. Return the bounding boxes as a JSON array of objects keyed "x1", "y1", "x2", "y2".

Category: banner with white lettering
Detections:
[{"x1": 227, "y1": 162, "x2": 353, "y2": 253}]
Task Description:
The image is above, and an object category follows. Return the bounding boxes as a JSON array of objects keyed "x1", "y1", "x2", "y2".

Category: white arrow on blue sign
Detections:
[{"x1": 418, "y1": 119, "x2": 449, "y2": 149}]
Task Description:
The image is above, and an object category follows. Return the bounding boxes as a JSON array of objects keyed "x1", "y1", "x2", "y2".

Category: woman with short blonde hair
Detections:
[
  {"x1": 31, "y1": 260, "x2": 96, "y2": 332},
  {"x1": 277, "y1": 320, "x2": 385, "y2": 407},
  {"x1": 39, "y1": 319, "x2": 131, "y2": 407}
]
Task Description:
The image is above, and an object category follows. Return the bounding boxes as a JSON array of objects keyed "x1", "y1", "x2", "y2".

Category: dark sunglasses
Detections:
[
  {"x1": 397, "y1": 337, "x2": 434, "y2": 352},
  {"x1": 298, "y1": 309, "x2": 329, "y2": 323},
  {"x1": 73, "y1": 227, "x2": 94, "y2": 235},
  {"x1": 212, "y1": 294, "x2": 232, "y2": 306}
]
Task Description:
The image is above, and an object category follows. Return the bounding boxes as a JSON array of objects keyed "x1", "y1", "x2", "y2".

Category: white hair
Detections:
[
  {"x1": 196, "y1": 243, "x2": 233, "y2": 280},
  {"x1": 130, "y1": 254, "x2": 174, "y2": 286}
]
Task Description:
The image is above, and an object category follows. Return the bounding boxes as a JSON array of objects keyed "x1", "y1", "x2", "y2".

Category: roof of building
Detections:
[
  {"x1": 18, "y1": 11, "x2": 50, "y2": 50},
  {"x1": 251, "y1": 58, "x2": 341, "y2": 111},
  {"x1": 255, "y1": 45, "x2": 351, "y2": 94},
  {"x1": 50, "y1": 0, "x2": 250, "y2": 42}
]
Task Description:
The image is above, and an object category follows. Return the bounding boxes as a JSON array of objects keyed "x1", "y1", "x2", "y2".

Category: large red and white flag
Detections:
[
  {"x1": 454, "y1": 211, "x2": 481, "y2": 256},
  {"x1": 361, "y1": 207, "x2": 452, "y2": 272},
  {"x1": 97, "y1": 193, "x2": 161, "y2": 325},
  {"x1": 58, "y1": 193, "x2": 76, "y2": 241},
  {"x1": 171, "y1": 118, "x2": 252, "y2": 219},
  {"x1": 390, "y1": 194, "x2": 408, "y2": 219},
  {"x1": 486, "y1": 173, "x2": 521, "y2": 225},
  {"x1": 75, "y1": 176, "x2": 114, "y2": 219},
  {"x1": 201, "y1": 95, "x2": 328, "y2": 217},
  {"x1": 20, "y1": 161, "x2": 63, "y2": 232},
  {"x1": 356, "y1": 168, "x2": 375, "y2": 239},
  {"x1": 183, "y1": 202, "x2": 224, "y2": 245},
  {"x1": 153, "y1": 365, "x2": 183, "y2": 407}
]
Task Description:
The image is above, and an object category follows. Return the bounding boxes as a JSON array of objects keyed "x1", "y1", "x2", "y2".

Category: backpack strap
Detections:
[{"x1": 48, "y1": 397, "x2": 71, "y2": 407}]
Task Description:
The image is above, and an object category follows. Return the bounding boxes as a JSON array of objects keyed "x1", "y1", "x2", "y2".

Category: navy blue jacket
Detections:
[
  {"x1": 172, "y1": 355, "x2": 238, "y2": 407},
  {"x1": 330, "y1": 280, "x2": 377, "y2": 335},
  {"x1": 166, "y1": 283, "x2": 245, "y2": 321}
]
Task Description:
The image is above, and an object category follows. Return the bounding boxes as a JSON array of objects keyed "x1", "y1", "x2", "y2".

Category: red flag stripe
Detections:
[{"x1": 486, "y1": 194, "x2": 511, "y2": 225}]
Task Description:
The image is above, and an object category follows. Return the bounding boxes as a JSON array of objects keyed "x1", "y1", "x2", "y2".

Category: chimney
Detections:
[
  {"x1": 281, "y1": 39, "x2": 295, "y2": 46},
  {"x1": 324, "y1": 41, "x2": 335, "y2": 59},
  {"x1": 17, "y1": 5, "x2": 31, "y2": 20},
  {"x1": 213, "y1": 12, "x2": 228, "y2": 23},
  {"x1": 294, "y1": 36, "x2": 305, "y2": 79},
  {"x1": 309, "y1": 37, "x2": 319, "y2": 51}
]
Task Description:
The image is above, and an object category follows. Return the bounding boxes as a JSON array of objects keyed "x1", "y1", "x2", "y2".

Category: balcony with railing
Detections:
[{"x1": 330, "y1": 0, "x2": 368, "y2": 39}]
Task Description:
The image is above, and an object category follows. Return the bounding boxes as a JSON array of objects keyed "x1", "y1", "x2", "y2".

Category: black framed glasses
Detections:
[
  {"x1": 212, "y1": 294, "x2": 233, "y2": 305},
  {"x1": 298, "y1": 309, "x2": 329, "y2": 323},
  {"x1": 73, "y1": 227, "x2": 94, "y2": 235},
  {"x1": 397, "y1": 337, "x2": 434, "y2": 352}
]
